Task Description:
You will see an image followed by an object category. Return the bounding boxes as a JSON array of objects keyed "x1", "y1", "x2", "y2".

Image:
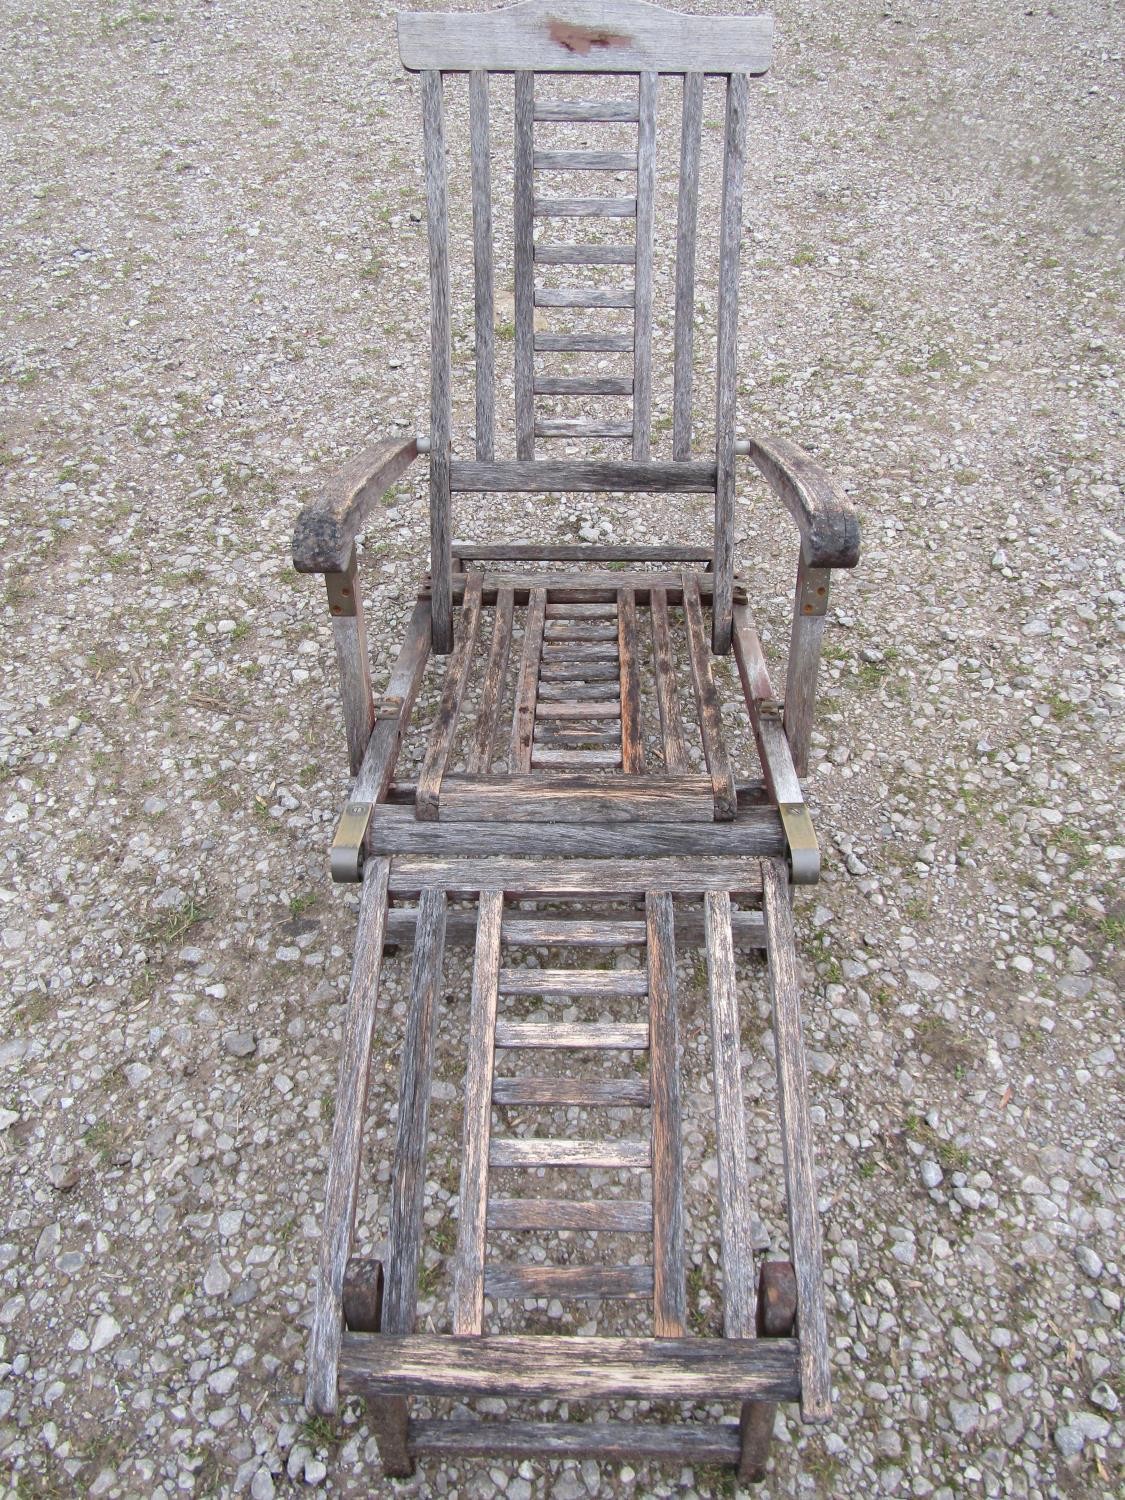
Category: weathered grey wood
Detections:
[
  {"x1": 494, "y1": 1020, "x2": 649, "y2": 1050},
  {"x1": 534, "y1": 374, "x2": 633, "y2": 394},
  {"x1": 382, "y1": 886, "x2": 448, "y2": 1334},
  {"x1": 469, "y1": 70, "x2": 495, "y2": 462},
  {"x1": 632, "y1": 71, "x2": 657, "y2": 460},
  {"x1": 339, "y1": 1333, "x2": 801, "y2": 1403},
  {"x1": 535, "y1": 331, "x2": 634, "y2": 352},
  {"x1": 544, "y1": 601, "x2": 619, "y2": 617},
  {"x1": 498, "y1": 967, "x2": 648, "y2": 997},
  {"x1": 409, "y1": 1417, "x2": 742, "y2": 1463},
  {"x1": 328, "y1": 552, "x2": 375, "y2": 775},
  {"x1": 490, "y1": 1137, "x2": 650, "y2": 1169},
  {"x1": 711, "y1": 72, "x2": 749, "y2": 654},
  {"x1": 437, "y1": 773, "x2": 714, "y2": 824},
  {"x1": 293, "y1": 437, "x2": 419, "y2": 575},
  {"x1": 307, "y1": 860, "x2": 391, "y2": 1416},
  {"x1": 422, "y1": 70, "x2": 454, "y2": 654},
  {"x1": 545, "y1": 619, "x2": 622, "y2": 637},
  {"x1": 386, "y1": 904, "x2": 768, "y2": 951},
  {"x1": 534, "y1": 725, "x2": 622, "y2": 747},
  {"x1": 487, "y1": 1196, "x2": 652, "y2": 1230},
  {"x1": 352, "y1": 600, "x2": 432, "y2": 806},
  {"x1": 501, "y1": 916, "x2": 646, "y2": 947},
  {"x1": 672, "y1": 71, "x2": 703, "y2": 461},
  {"x1": 703, "y1": 891, "x2": 757, "y2": 1342},
  {"x1": 452, "y1": 888, "x2": 504, "y2": 1335},
  {"x1": 536, "y1": 418, "x2": 633, "y2": 439},
  {"x1": 617, "y1": 586, "x2": 645, "y2": 773},
  {"x1": 538, "y1": 659, "x2": 619, "y2": 681},
  {"x1": 510, "y1": 585, "x2": 546, "y2": 771},
  {"x1": 455, "y1": 541, "x2": 710, "y2": 564},
  {"x1": 535, "y1": 696, "x2": 621, "y2": 713},
  {"x1": 534, "y1": 287, "x2": 635, "y2": 310},
  {"x1": 534, "y1": 98, "x2": 640, "y2": 122},
  {"x1": 760, "y1": 859, "x2": 832, "y2": 1424},
  {"x1": 743, "y1": 433, "x2": 860, "y2": 568},
  {"x1": 450, "y1": 569, "x2": 739, "y2": 604},
  {"x1": 491, "y1": 1076, "x2": 650, "y2": 1108},
  {"x1": 451, "y1": 460, "x2": 715, "y2": 492},
  {"x1": 397, "y1": 1, "x2": 775, "y2": 75},
  {"x1": 485, "y1": 1264, "x2": 653, "y2": 1299},
  {"x1": 535, "y1": 196, "x2": 637, "y2": 218},
  {"x1": 387, "y1": 854, "x2": 764, "y2": 898},
  {"x1": 784, "y1": 553, "x2": 829, "y2": 777},
  {"x1": 468, "y1": 587, "x2": 514, "y2": 774},
  {"x1": 367, "y1": 804, "x2": 785, "y2": 861},
  {"x1": 535, "y1": 242, "x2": 637, "y2": 265},
  {"x1": 532, "y1": 747, "x2": 623, "y2": 769},
  {"x1": 415, "y1": 571, "x2": 484, "y2": 819},
  {"x1": 646, "y1": 891, "x2": 685, "y2": 1337},
  {"x1": 514, "y1": 70, "x2": 536, "y2": 460},
  {"x1": 541, "y1": 640, "x2": 620, "y2": 660},
  {"x1": 534, "y1": 148, "x2": 637, "y2": 171},
  {"x1": 740, "y1": 1260, "x2": 798, "y2": 1482},
  {"x1": 732, "y1": 604, "x2": 803, "y2": 804},
  {"x1": 649, "y1": 586, "x2": 689, "y2": 773},
  {"x1": 682, "y1": 573, "x2": 738, "y2": 820}
]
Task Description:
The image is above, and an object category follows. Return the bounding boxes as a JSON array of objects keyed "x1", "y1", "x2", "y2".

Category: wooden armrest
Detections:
[
  {"x1": 293, "y1": 437, "x2": 420, "y2": 574},
  {"x1": 742, "y1": 434, "x2": 860, "y2": 570}
]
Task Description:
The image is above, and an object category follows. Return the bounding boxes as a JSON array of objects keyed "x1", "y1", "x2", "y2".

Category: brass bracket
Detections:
[
  {"x1": 330, "y1": 800, "x2": 373, "y2": 883},
  {"x1": 796, "y1": 565, "x2": 830, "y2": 618},
  {"x1": 779, "y1": 801, "x2": 820, "y2": 885},
  {"x1": 325, "y1": 551, "x2": 359, "y2": 619}
]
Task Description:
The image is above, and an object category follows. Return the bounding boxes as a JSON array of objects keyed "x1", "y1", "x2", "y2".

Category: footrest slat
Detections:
[
  {"x1": 409, "y1": 1417, "x2": 742, "y2": 1462},
  {"x1": 484, "y1": 1264, "x2": 653, "y2": 1300}
]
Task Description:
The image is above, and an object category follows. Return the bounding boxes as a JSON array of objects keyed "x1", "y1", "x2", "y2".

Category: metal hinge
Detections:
[
  {"x1": 778, "y1": 801, "x2": 820, "y2": 886},
  {"x1": 330, "y1": 801, "x2": 373, "y2": 883}
]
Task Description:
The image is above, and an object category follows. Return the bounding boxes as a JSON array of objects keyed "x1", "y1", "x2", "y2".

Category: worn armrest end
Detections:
[
  {"x1": 745, "y1": 433, "x2": 860, "y2": 570},
  {"x1": 293, "y1": 436, "x2": 420, "y2": 574}
]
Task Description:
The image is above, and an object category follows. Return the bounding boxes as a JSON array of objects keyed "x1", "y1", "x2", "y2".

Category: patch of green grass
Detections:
[
  {"x1": 495, "y1": 320, "x2": 515, "y2": 341},
  {"x1": 903, "y1": 1113, "x2": 970, "y2": 1171},
  {"x1": 791, "y1": 246, "x2": 815, "y2": 268},
  {"x1": 83, "y1": 1119, "x2": 119, "y2": 1165},
  {"x1": 146, "y1": 897, "x2": 208, "y2": 948},
  {"x1": 301, "y1": 1412, "x2": 338, "y2": 1448},
  {"x1": 1042, "y1": 690, "x2": 1074, "y2": 721},
  {"x1": 926, "y1": 348, "x2": 954, "y2": 372}
]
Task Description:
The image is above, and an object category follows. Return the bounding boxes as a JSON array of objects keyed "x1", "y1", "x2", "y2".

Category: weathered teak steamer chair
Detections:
[{"x1": 293, "y1": 1, "x2": 859, "y2": 1480}]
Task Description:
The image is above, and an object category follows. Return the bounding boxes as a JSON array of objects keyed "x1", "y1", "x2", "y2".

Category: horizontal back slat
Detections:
[{"x1": 399, "y1": 0, "x2": 773, "y2": 74}]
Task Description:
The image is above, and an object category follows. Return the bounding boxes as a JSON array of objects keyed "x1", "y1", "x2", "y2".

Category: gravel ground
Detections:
[{"x1": 1, "y1": 1, "x2": 1122, "y2": 1497}]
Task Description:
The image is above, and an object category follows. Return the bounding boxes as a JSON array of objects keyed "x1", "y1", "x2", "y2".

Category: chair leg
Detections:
[
  {"x1": 342, "y1": 1258, "x2": 413, "y2": 1476},
  {"x1": 738, "y1": 1260, "x2": 798, "y2": 1482}
]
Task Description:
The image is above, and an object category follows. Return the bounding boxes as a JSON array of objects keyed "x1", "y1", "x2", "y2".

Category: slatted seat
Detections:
[{"x1": 291, "y1": 0, "x2": 860, "y2": 1483}]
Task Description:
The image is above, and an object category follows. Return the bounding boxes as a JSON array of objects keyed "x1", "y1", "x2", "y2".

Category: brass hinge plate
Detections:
[
  {"x1": 779, "y1": 801, "x2": 820, "y2": 885},
  {"x1": 797, "y1": 565, "x2": 831, "y2": 618},
  {"x1": 330, "y1": 801, "x2": 373, "y2": 882}
]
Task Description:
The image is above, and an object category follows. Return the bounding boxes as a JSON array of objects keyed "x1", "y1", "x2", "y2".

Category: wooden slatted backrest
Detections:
[{"x1": 397, "y1": 1, "x2": 774, "y2": 652}]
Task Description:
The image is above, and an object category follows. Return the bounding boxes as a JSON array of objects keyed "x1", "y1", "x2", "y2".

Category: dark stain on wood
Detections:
[{"x1": 547, "y1": 18, "x2": 631, "y2": 54}]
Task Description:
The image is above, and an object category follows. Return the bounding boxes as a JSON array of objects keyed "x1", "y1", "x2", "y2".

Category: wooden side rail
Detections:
[{"x1": 740, "y1": 433, "x2": 860, "y2": 775}]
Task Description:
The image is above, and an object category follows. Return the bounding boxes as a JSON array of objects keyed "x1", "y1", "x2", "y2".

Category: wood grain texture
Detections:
[
  {"x1": 536, "y1": 419, "x2": 633, "y2": 439},
  {"x1": 491, "y1": 1076, "x2": 650, "y2": 1108},
  {"x1": 452, "y1": 888, "x2": 504, "y2": 1335},
  {"x1": 494, "y1": 1020, "x2": 649, "y2": 1050},
  {"x1": 397, "y1": 1, "x2": 775, "y2": 75},
  {"x1": 490, "y1": 1137, "x2": 650, "y2": 1169},
  {"x1": 784, "y1": 553, "x2": 829, "y2": 777},
  {"x1": 387, "y1": 905, "x2": 767, "y2": 951},
  {"x1": 510, "y1": 585, "x2": 546, "y2": 771},
  {"x1": 415, "y1": 571, "x2": 484, "y2": 819},
  {"x1": 451, "y1": 460, "x2": 715, "y2": 492},
  {"x1": 535, "y1": 331, "x2": 634, "y2": 352},
  {"x1": 455, "y1": 542, "x2": 710, "y2": 564},
  {"x1": 306, "y1": 859, "x2": 391, "y2": 1415},
  {"x1": 672, "y1": 71, "x2": 703, "y2": 461},
  {"x1": 534, "y1": 148, "x2": 637, "y2": 171},
  {"x1": 739, "y1": 1260, "x2": 798, "y2": 1482},
  {"x1": 436, "y1": 773, "x2": 714, "y2": 824},
  {"x1": 744, "y1": 433, "x2": 860, "y2": 568},
  {"x1": 703, "y1": 891, "x2": 757, "y2": 1341},
  {"x1": 423, "y1": 69, "x2": 454, "y2": 654},
  {"x1": 498, "y1": 966, "x2": 648, "y2": 997},
  {"x1": 646, "y1": 891, "x2": 686, "y2": 1336},
  {"x1": 534, "y1": 374, "x2": 634, "y2": 394},
  {"x1": 487, "y1": 1196, "x2": 652, "y2": 1230},
  {"x1": 513, "y1": 70, "x2": 536, "y2": 460},
  {"x1": 382, "y1": 887, "x2": 448, "y2": 1335},
  {"x1": 712, "y1": 72, "x2": 749, "y2": 653},
  {"x1": 534, "y1": 195, "x2": 637, "y2": 217},
  {"x1": 339, "y1": 1333, "x2": 801, "y2": 1403},
  {"x1": 631, "y1": 70, "x2": 657, "y2": 460},
  {"x1": 352, "y1": 600, "x2": 432, "y2": 806},
  {"x1": 410, "y1": 1417, "x2": 741, "y2": 1462},
  {"x1": 293, "y1": 438, "x2": 419, "y2": 574},
  {"x1": 330, "y1": 600, "x2": 375, "y2": 777},
  {"x1": 534, "y1": 99, "x2": 640, "y2": 122},
  {"x1": 501, "y1": 915, "x2": 646, "y2": 947},
  {"x1": 485, "y1": 1264, "x2": 653, "y2": 1299},
  {"x1": 534, "y1": 287, "x2": 635, "y2": 309},
  {"x1": 387, "y1": 854, "x2": 764, "y2": 898},
  {"x1": 731, "y1": 603, "x2": 803, "y2": 805},
  {"x1": 760, "y1": 859, "x2": 832, "y2": 1423},
  {"x1": 531, "y1": 746, "x2": 622, "y2": 768},
  {"x1": 617, "y1": 586, "x2": 645, "y2": 773},
  {"x1": 682, "y1": 572, "x2": 738, "y2": 820},
  {"x1": 534, "y1": 242, "x2": 637, "y2": 265},
  {"x1": 468, "y1": 587, "x2": 514, "y2": 774},
  {"x1": 649, "y1": 586, "x2": 689, "y2": 772},
  {"x1": 469, "y1": 70, "x2": 495, "y2": 462}
]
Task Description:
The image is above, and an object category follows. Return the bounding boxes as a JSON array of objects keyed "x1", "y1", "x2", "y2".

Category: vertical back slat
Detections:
[
  {"x1": 631, "y1": 72, "x2": 658, "y2": 461},
  {"x1": 469, "y1": 71, "x2": 495, "y2": 462},
  {"x1": 422, "y1": 69, "x2": 454, "y2": 653},
  {"x1": 711, "y1": 72, "x2": 749, "y2": 654},
  {"x1": 672, "y1": 71, "x2": 703, "y2": 462},
  {"x1": 513, "y1": 71, "x2": 536, "y2": 460},
  {"x1": 647, "y1": 891, "x2": 686, "y2": 1336}
]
